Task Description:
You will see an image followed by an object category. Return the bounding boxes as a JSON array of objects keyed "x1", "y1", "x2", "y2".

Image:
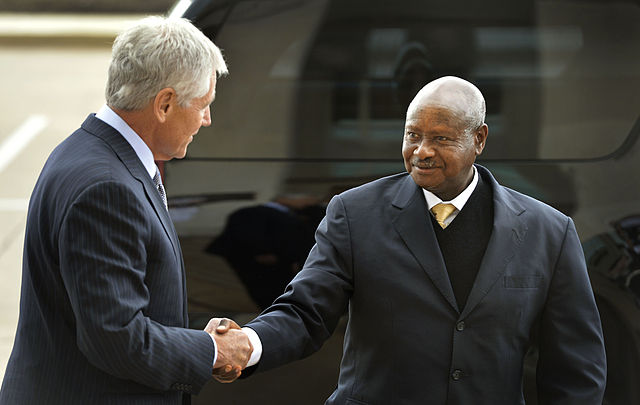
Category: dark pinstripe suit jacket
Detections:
[{"x1": 0, "y1": 115, "x2": 214, "y2": 404}]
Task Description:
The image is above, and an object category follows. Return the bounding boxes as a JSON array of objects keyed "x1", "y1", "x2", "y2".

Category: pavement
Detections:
[
  {"x1": 0, "y1": 13, "x2": 146, "y2": 41},
  {"x1": 0, "y1": 11, "x2": 145, "y2": 382}
]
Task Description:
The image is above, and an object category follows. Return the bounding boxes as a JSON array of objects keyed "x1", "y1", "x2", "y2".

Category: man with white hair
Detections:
[
  {"x1": 222, "y1": 76, "x2": 607, "y2": 404},
  {"x1": 0, "y1": 16, "x2": 251, "y2": 405}
]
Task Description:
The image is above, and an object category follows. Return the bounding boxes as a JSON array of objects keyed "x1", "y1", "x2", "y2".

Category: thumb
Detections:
[{"x1": 216, "y1": 318, "x2": 231, "y2": 334}]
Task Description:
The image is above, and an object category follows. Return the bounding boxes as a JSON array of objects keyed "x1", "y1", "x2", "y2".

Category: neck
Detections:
[
  {"x1": 110, "y1": 105, "x2": 159, "y2": 159},
  {"x1": 437, "y1": 168, "x2": 475, "y2": 201}
]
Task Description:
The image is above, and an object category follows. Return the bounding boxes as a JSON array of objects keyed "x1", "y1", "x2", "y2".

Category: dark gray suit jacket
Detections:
[
  {"x1": 0, "y1": 115, "x2": 214, "y2": 404},
  {"x1": 246, "y1": 165, "x2": 606, "y2": 404}
]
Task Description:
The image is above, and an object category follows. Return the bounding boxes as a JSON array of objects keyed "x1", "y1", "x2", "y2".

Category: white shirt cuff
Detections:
[
  {"x1": 242, "y1": 327, "x2": 263, "y2": 367},
  {"x1": 209, "y1": 333, "x2": 218, "y2": 368}
]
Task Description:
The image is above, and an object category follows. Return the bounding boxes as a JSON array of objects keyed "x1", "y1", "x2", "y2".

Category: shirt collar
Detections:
[
  {"x1": 95, "y1": 104, "x2": 157, "y2": 179},
  {"x1": 422, "y1": 165, "x2": 479, "y2": 211}
]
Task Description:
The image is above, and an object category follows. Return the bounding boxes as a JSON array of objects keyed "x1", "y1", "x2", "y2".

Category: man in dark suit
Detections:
[
  {"x1": 0, "y1": 16, "x2": 251, "y2": 404},
  {"x1": 221, "y1": 76, "x2": 607, "y2": 403}
]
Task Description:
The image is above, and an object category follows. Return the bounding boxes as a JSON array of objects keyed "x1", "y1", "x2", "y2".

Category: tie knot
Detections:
[
  {"x1": 153, "y1": 169, "x2": 168, "y2": 210},
  {"x1": 431, "y1": 203, "x2": 456, "y2": 229},
  {"x1": 152, "y1": 170, "x2": 162, "y2": 186}
]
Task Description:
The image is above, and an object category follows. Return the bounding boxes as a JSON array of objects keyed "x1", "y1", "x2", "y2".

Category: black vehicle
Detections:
[{"x1": 164, "y1": 0, "x2": 640, "y2": 403}]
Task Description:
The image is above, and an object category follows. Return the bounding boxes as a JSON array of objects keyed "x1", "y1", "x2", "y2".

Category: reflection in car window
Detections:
[{"x1": 186, "y1": 0, "x2": 640, "y2": 161}]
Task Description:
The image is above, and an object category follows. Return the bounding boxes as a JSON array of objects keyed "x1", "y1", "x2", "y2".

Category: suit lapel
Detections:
[
  {"x1": 80, "y1": 115, "x2": 183, "y2": 266},
  {"x1": 391, "y1": 176, "x2": 459, "y2": 311},
  {"x1": 460, "y1": 165, "x2": 528, "y2": 318}
]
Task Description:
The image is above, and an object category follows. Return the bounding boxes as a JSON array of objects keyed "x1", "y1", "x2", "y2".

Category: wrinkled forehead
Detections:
[
  {"x1": 410, "y1": 87, "x2": 475, "y2": 114},
  {"x1": 405, "y1": 105, "x2": 463, "y2": 130}
]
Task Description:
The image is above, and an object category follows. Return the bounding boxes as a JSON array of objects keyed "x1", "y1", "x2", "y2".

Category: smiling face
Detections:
[
  {"x1": 401, "y1": 77, "x2": 487, "y2": 201},
  {"x1": 154, "y1": 75, "x2": 216, "y2": 160},
  {"x1": 402, "y1": 107, "x2": 485, "y2": 200}
]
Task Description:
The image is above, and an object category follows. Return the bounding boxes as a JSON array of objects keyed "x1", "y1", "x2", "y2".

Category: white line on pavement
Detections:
[
  {"x1": 0, "y1": 115, "x2": 49, "y2": 174},
  {"x1": 0, "y1": 199, "x2": 30, "y2": 212}
]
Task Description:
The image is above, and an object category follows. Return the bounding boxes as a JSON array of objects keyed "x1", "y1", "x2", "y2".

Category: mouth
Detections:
[{"x1": 411, "y1": 159, "x2": 439, "y2": 172}]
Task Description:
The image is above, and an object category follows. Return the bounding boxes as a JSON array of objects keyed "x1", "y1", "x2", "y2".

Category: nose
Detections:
[
  {"x1": 202, "y1": 106, "x2": 212, "y2": 127},
  {"x1": 413, "y1": 138, "x2": 435, "y2": 159}
]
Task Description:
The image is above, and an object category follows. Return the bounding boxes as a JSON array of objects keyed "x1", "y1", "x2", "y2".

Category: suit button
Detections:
[
  {"x1": 451, "y1": 369, "x2": 462, "y2": 381},
  {"x1": 456, "y1": 321, "x2": 465, "y2": 331}
]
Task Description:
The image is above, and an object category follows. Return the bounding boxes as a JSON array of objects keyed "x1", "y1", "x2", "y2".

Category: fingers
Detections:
[
  {"x1": 216, "y1": 318, "x2": 231, "y2": 334},
  {"x1": 204, "y1": 317, "x2": 241, "y2": 334},
  {"x1": 204, "y1": 318, "x2": 220, "y2": 334},
  {"x1": 206, "y1": 317, "x2": 251, "y2": 382},
  {"x1": 213, "y1": 328, "x2": 253, "y2": 370},
  {"x1": 212, "y1": 364, "x2": 242, "y2": 383}
]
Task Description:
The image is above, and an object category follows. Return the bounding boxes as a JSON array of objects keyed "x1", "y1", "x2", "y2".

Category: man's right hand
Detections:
[{"x1": 205, "y1": 318, "x2": 253, "y2": 383}]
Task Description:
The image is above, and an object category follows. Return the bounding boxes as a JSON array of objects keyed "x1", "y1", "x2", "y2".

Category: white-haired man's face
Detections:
[
  {"x1": 402, "y1": 104, "x2": 487, "y2": 201},
  {"x1": 154, "y1": 76, "x2": 216, "y2": 161}
]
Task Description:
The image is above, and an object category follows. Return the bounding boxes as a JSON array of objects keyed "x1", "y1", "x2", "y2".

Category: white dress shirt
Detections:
[
  {"x1": 422, "y1": 166, "x2": 479, "y2": 227},
  {"x1": 95, "y1": 105, "x2": 221, "y2": 368},
  {"x1": 95, "y1": 105, "x2": 157, "y2": 179}
]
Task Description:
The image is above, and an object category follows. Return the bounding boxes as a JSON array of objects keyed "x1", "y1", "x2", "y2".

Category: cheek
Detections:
[
  {"x1": 401, "y1": 143, "x2": 414, "y2": 159},
  {"x1": 186, "y1": 113, "x2": 200, "y2": 132}
]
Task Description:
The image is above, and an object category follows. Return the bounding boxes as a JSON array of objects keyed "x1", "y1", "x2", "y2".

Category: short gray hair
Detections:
[
  {"x1": 106, "y1": 16, "x2": 228, "y2": 111},
  {"x1": 463, "y1": 97, "x2": 486, "y2": 135}
]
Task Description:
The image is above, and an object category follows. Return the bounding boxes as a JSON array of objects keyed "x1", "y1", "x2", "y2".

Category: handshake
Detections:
[{"x1": 204, "y1": 318, "x2": 254, "y2": 383}]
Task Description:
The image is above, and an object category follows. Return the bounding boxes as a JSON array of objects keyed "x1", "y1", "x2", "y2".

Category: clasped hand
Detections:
[{"x1": 205, "y1": 318, "x2": 253, "y2": 383}]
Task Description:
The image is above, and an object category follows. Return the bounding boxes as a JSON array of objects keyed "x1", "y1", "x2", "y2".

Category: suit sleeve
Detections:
[
  {"x1": 245, "y1": 194, "x2": 354, "y2": 371},
  {"x1": 536, "y1": 217, "x2": 607, "y2": 404},
  {"x1": 58, "y1": 181, "x2": 214, "y2": 393}
]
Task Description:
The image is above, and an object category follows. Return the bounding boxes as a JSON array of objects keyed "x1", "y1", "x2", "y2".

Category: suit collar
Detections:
[
  {"x1": 391, "y1": 174, "x2": 421, "y2": 209},
  {"x1": 95, "y1": 105, "x2": 157, "y2": 178},
  {"x1": 390, "y1": 165, "x2": 528, "y2": 314},
  {"x1": 391, "y1": 176, "x2": 459, "y2": 310},
  {"x1": 80, "y1": 114, "x2": 183, "y2": 264},
  {"x1": 460, "y1": 165, "x2": 528, "y2": 316}
]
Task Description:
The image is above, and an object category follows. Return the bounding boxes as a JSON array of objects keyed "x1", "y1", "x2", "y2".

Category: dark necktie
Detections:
[{"x1": 153, "y1": 169, "x2": 168, "y2": 210}]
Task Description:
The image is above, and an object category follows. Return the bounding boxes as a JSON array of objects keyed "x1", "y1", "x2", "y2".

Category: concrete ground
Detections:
[{"x1": 0, "y1": 11, "x2": 143, "y2": 382}]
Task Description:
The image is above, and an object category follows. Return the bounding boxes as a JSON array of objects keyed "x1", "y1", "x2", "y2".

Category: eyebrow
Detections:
[{"x1": 405, "y1": 125, "x2": 459, "y2": 136}]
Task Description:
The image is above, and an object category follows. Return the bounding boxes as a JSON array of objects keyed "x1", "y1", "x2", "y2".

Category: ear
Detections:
[
  {"x1": 153, "y1": 87, "x2": 177, "y2": 123},
  {"x1": 474, "y1": 124, "x2": 488, "y2": 155}
]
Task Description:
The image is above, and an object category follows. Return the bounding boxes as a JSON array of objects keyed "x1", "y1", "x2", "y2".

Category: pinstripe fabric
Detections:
[{"x1": 0, "y1": 115, "x2": 214, "y2": 405}]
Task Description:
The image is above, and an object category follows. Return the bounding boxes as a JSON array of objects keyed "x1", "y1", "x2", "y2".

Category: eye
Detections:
[{"x1": 406, "y1": 132, "x2": 420, "y2": 141}]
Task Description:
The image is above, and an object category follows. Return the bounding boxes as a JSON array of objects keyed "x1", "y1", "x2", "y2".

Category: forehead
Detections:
[
  {"x1": 195, "y1": 76, "x2": 217, "y2": 104},
  {"x1": 405, "y1": 105, "x2": 464, "y2": 131}
]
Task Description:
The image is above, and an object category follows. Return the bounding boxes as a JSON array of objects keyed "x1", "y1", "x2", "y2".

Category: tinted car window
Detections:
[
  {"x1": 166, "y1": 0, "x2": 640, "y2": 403},
  {"x1": 179, "y1": 0, "x2": 640, "y2": 161}
]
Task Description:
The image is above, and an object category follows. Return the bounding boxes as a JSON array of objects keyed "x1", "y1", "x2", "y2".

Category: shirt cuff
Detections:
[
  {"x1": 209, "y1": 333, "x2": 218, "y2": 368},
  {"x1": 242, "y1": 326, "x2": 263, "y2": 367}
]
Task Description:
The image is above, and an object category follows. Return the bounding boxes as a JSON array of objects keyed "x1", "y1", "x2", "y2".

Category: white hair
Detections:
[{"x1": 106, "y1": 16, "x2": 228, "y2": 111}]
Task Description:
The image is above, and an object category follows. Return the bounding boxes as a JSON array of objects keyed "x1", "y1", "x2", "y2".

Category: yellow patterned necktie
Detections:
[{"x1": 431, "y1": 203, "x2": 456, "y2": 229}]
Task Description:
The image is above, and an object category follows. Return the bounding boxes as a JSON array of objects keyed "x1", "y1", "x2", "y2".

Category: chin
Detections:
[{"x1": 412, "y1": 179, "x2": 436, "y2": 191}]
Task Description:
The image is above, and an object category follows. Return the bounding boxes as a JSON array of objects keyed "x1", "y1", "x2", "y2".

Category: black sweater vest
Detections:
[{"x1": 431, "y1": 173, "x2": 494, "y2": 310}]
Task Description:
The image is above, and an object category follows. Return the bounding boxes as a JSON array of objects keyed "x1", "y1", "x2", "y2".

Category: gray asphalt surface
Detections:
[{"x1": 0, "y1": 12, "x2": 143, "y2": 381}]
